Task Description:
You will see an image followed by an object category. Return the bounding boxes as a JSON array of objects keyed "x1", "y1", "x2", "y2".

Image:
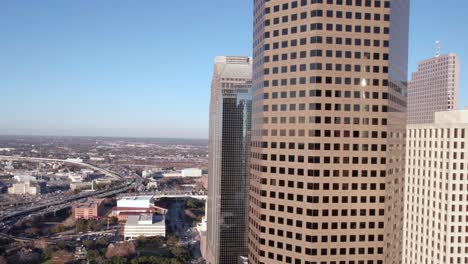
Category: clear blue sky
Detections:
[{"x1": 0, "y1": 0, "x2": 466, "y2": 139}]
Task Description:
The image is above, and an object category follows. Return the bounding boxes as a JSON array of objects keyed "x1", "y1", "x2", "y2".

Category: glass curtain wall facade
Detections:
[
  {"x1": 249, "y1": 1, "x2": 409, "y2": 264},
  {"x1": 207, "y1": 56, "x2": 253, "y2": 264}
]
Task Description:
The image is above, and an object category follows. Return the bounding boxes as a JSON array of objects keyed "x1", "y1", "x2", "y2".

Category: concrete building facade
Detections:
[
  {"x1": 403, "y1": 110, "x2": 468, "y2": 264},
  {"x1": 8, "y1": 181, "x2": 41, "y2": 195},
  {"x1": 207, "y1": 56, "x2": 252, "y2": 264},
  {"x1": 124, "y1": 214, "x2": 166, "y2": 240},
  {"x1": 408, "y1": 53, "x2": 459, "y2": 124},
  {"x1": 249, "y1": 1, "x2": 409, "y2": 264}
]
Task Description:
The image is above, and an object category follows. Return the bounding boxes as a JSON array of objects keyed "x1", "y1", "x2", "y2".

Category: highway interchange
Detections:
[{"x1": 0, "y1": 156, "x2": 144, "y2": 242}]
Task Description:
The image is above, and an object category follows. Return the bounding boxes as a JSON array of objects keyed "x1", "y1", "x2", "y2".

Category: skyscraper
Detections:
[
  {"x1": 408, "y1": 53, "x2": 459, "y2": 124},
  {"x1": 207, "y1": 56, "x2": 252, "y2": 264},
  {"x1": 404, "y1": 110, "x2": 468, "y2": 264},
  {"x1": 249, "y1": 1, "x2": 409, "y2": 263}
]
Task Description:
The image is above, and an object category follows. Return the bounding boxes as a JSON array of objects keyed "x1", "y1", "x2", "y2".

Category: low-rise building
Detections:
[
  {"x1": 74, "y1": 246, "x2": 87, "y2": 260},
  {"x1": 70, "y1": 182, "x2": 92, "y2": 191},
  {"x1": 68, "y1": 173, "x2": 87, "y2": 183},
  {"x1": 161, "y1": 168, "x2": 203, "y2": 178},
  {"x1": 142, "y1": 168, "x2": 163, "y2": 178},
  {"x1": 147, "y1": 181, "x2": 158, "y2": 189},
  {"x1": 112, "y1": 196, "x2": 166, "y2": 221},
  {"x1": 8, "y1": 181, "x2": 41, "y2": 195},
  {"x1": 73, "y1": 198, "x2": 105, "y2": 219},
  {"x1": 111, "y1": 204, "x2": 166, "y2": 222},
  {"x1": 124, "y1": 214, "x2": 165, "y2": 240},
  {"x1": 181, "y1": 168, "x2": 202, "y2": 177}
]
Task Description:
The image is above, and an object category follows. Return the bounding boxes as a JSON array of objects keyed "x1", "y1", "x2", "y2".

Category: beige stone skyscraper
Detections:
[
  {"x1": 404, "y1": 110, "x2": 468, "y2": 264},
  {"x1": 249, "y1": 1, "x2": 409, "y2": 264},
  {"x1": 408, "y1": 53, "x2": 459, "y2": 124}
]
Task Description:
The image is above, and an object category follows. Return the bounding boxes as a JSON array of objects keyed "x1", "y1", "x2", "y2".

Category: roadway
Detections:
[
  {"x1": 0, "y1": 180, "x2": 137, "y2": 239},
  {"x1": 0, "y1": 155, "x2": 122, "y2": 180},
  {"x1": 0, "y1": 155, "x2": 145, "y2": 242}
]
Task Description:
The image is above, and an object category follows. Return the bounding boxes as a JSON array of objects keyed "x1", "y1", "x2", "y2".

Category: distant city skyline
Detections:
[{"x1": 1, "y1": 0, "x2": 467, "y2": 138}]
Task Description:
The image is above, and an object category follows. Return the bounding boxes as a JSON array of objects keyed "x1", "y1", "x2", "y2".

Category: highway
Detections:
[
  {"x1": 0, "y1": 155, "x2": 145, "y2": 242},
  {"x1": 0, "y1": 155, "x2": 206, "y2": 244},
  {"x1": 0, "y1": 155, "x2": 122, "y2": 180},
  {"x1": 0, "y1": 180, "x2": 138, "y2": 239}
]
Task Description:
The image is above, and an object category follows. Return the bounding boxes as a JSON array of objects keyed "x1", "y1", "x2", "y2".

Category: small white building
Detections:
[
  {"x1": 161, "y1": 168, "x2": 203, "y2": 178},
  {"x1": 142, "y1": 168, "x2": 163, "y2": 178},
  {"x1": 66, "y1": 158, "x2": 83, "y2": 163},
  {"x1": 181, "y1": 168, "x2": 202, "y2": 177},
  {"x1": 147, "y1": 181, "x2": 158, "y2": 189},
  {"x1": 89, "y1": 157, "x2": 105, "y2": 161},
  {"x1": 124, "y1": 214, "x2": 165, "y2": 240},
  {"x1": 68, "y1": 173, "x2": 86, "y2": 183},
  {"x1": 117, "y1": 196, "x2": 154, "y2": 209},
  {"x1": 80, "y1": 169, "x2": 94, "y2": 175}
]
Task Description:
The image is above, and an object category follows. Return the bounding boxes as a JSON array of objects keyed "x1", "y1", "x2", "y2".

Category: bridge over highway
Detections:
[{"x1": 116, "y1": 191, "x2": 207, "y2": 200}]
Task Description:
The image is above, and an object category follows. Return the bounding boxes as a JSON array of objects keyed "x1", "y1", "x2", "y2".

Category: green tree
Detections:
[
  {"x1": 171, "y1": 246, "x2": 189, "y2": 262},
  {"x1": 167, "y1": 236, "x2": 178, "y2": 247},
  {"x1": 109, "y1": 217, "x2": 119, "y2": 225},
  {"x1": 110, "y1": 256, "x2": 128, "y2": 264},
  {"x1": 51, "y1": 224, "x2": 67, "y2": 234},
  {"x1": 24, "y1": 227, "x2": 41, "y2": 237},
  {"x1": 96, "y1": 237, "x2": 109, "y2": 248},
  {"x1": 42, "y1": 246, "x2": 56, "y2": 261},
  {"x1": 83, "y1": 239, "x2": 95, "y2": 249},
  {"x1": 57, "y1": 240, "x2": 68, "y2": 250},
  {"x1": 89, "y1": 220, "x2": 102, "y2": 231},
  {"x1": 76, "y1": 219, "x2": 88, "y2": 232},
  {"x1": 86, "y1": 249, "x2": 100, "y2": 262}
]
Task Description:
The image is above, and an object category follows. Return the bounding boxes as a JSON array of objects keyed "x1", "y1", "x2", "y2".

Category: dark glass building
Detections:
[{"x1": 207, "y1": 56, "x2": 253, "y2": 264}]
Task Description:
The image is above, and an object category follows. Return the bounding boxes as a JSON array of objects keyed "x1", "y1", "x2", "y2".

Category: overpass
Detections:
[
  {"x1": 154, "y1": 194, "x2": 206, "y2": 200},
  {"x1": 116, "y1": 191, "x2": 207, "y2": 200}
]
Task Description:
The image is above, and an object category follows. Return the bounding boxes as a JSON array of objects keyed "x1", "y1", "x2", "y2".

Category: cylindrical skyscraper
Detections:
[{"x1": 249, "y1": 1, "x2": 409, "y2": 263}]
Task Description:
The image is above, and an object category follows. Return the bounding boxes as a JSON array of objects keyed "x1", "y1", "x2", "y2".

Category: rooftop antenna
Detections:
[{"x1": 435, "y1": 41, "x2": 441, "y2": 58}]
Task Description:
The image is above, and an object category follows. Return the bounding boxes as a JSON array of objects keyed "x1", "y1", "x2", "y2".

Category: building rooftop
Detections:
[
  {"x1": 434, "y1": 110, "x2": 468, "y2": 124},
  {"x1": 125, "y1": 214, "x2": 165, "y2": 227},
  {"x1": 75, "y1": 198, "x2": 104, "y2": 209}
]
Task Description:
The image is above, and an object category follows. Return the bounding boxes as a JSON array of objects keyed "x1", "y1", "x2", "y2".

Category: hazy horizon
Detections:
[{"x1": 0, "y1": 133, "x2": 209, "y2": 141}]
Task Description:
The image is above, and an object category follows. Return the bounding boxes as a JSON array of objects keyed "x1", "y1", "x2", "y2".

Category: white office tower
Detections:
[
  {"x1": 408, "y1": 53, "x2": 459, "y2": 124},
  {"x1": 404, "y1": 110, "x2": 468, "y2": 264}
]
